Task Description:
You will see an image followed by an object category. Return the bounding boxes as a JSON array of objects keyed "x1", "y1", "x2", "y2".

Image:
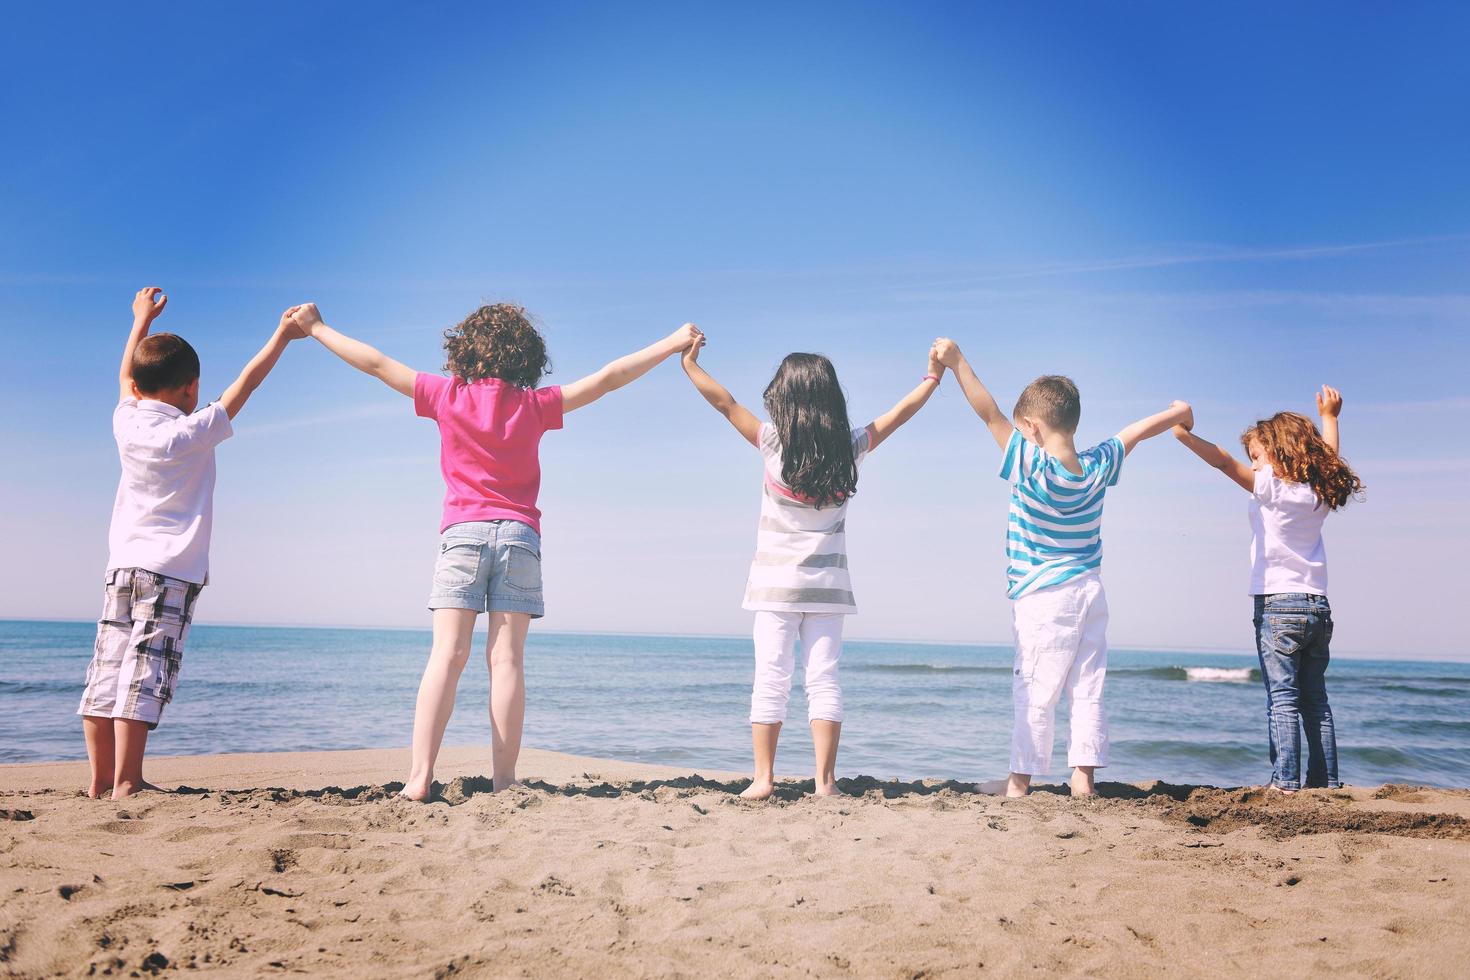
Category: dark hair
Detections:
[
  {"x1": 132, "y1": 333, "x2": 200, "y2": 393},
  {"x1": 763, "y1": 353, "x2": 858, "y2": 508},
  {"x1": 443, "y1": 303, "x2": 550, "y2": 387},
  {"x1": 1014, "y1": 375, "x2": 1081, "y2": 433},
  {"x1": 1242, "y1": 412, "x2": 1365, "y2": 511}
]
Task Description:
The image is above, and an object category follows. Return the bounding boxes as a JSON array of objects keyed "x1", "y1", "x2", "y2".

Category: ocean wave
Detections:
[{"x1": 1112, "y1": 666, "x2": 1260, "y2": 683}]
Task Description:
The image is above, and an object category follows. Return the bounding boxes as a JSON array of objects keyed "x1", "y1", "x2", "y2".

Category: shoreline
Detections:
[{"x1": 3, "y1": 748, "x2": 1469, "y2": 977}]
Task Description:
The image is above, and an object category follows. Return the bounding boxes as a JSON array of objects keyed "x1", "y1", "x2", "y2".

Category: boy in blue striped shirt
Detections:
[{"x1": 932, "y1": 339, "x2": 1192, "y2": 797}]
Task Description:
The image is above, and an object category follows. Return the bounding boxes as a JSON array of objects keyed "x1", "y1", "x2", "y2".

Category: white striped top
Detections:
[
  {"x1": 742, "y1": 422, "x2": 874, "y2": 614},
  {"x1": 998, "y1": 429, "x2": 1124, "y2": 600}
]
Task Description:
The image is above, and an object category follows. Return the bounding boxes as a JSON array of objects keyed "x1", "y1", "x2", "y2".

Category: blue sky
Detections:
[{"x1": 2, "y1": 3, "x2": 1468, "y2": 657}]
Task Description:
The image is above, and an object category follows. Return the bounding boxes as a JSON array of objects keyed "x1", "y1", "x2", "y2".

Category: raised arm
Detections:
[
  {"x1": 868, "y1": 347, "x2": 945, "y2": 451},
  {"x1": 1316, "y1": 384, "x2": 1342, "y2": 453},
  {"x1": 561, "y1": 323, "x2": 700, "y2": 414},
  {"x1": 1117, "y1": 400, "x2": 1194, "y2": 456},
  {"x1": 1174, "y1": 425, "x2": 1255, "y2": 492},
  {"x1": 679, "y1": 333, "x2": 762, "y2": 446},
  {"x1": 219, "y1": 307, "x2": 307, "y2": 420},
  {"x1": 119, "y1": 286, "x2": 168, "y2": 401},
  {"x1": 933, "y1": 338, "x2": 1013, "y2": 450},
  {"x1": 288, "y1": 303, "x2": 417, "y2": 398}
]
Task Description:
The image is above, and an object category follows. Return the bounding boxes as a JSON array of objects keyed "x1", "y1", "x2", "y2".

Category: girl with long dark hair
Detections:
[{"x1": 681, "y1": 337, "x2": 944, "y2": 799}]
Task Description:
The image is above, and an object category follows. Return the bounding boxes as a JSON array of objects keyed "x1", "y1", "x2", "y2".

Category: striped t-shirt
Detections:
[
  {"x1": 998, "y1": 429, "x2": 1124, "y2": 600},
  {"x1": 742, "y1": 422, "x2": 874, "y2": 615}
]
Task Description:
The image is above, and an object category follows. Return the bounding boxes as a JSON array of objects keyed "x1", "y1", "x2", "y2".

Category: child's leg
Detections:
[
  {"x1": 1299, "y1": 605, "x2": 1339, "y2": 789},
  {"x1": 485, "y1": 611, "x2": 531, "y2": 791},
  {"x1": 746, "y1": 612, "x2": 799, "y2": 800},
  {"x1": 1257, "y1": 597, "x2": 1309, "y2": 791},
  {"x1": 801, "y1": 613, "x2": 845, "y2": 795},
  {"x1": 402, "y1": 608, "x2": 478, "y2": 801},
  {"x1": 112, "y1": 719, "x2": 155, "y2": 798},
  {"x1": 79, "y1": 570, "x2": 133, "y2": 797},
  {"x1": 82, "y1": 717, "x2": 115, "y2": 798},
  {"x1": 1064, "y1": 580, "x2": 1110, "y2": 797},
  {"x1": 1008, "y1": 583, "x2": 1081, "y2": 796}
]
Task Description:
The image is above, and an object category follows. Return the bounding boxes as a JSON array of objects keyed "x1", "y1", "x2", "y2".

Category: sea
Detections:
[{"x1": 3, "y1": 619, "x2": 1467, "y2": 788}]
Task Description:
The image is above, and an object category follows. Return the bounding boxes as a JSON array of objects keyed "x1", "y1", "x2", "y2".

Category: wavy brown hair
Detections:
[
  {"x1": 1241, "y1": 412, "x2": 1364, "y2": 510},
  {"x1": 443, "y1": 303, "x2": 550, "y2": 387}
]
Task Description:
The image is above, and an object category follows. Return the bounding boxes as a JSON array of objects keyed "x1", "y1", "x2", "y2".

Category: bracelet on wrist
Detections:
[{"x1": 922, "y1": 373, "x2": 940, "y2": 384}]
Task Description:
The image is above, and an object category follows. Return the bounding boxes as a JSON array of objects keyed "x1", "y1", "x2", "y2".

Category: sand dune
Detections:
[{"x1": 2, "y1": 747, "x2": 1467, "y2": 978}]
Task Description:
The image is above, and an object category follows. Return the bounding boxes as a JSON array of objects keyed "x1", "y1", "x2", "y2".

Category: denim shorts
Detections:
[{"x1": 428, "y1": 520, "x2": 545, "y2": 617}]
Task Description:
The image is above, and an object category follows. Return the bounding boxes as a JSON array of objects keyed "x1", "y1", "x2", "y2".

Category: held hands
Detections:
[
  {"x1": 673, "y1": 323, "x2": 706, "y2": 369},
  {"x1": 279, "y1": 305, "x2": 310, "y2": 340},
  {"x1": 287, "y1": 302, "x2": 326, "y2": 339},
  {"x1": 132, "y1": 286, "x2": 167, "y2": 324},
  {"x1": 931, "y1": 337, "x2": 962, "y2": 369},
  {"x1": 1316, "y1": 385, "x2": 1342, "y2": 419},
  {"x1": 1170, "y1": 400, "x2": 1194, "y2": 432},
  {"x1": 926, "y1": 345, "x2": 946, "y2": 381}
]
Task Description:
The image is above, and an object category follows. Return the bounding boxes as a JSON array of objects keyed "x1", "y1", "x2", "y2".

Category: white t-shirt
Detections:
[
  {"x1": 1248, "y1": 465, "x2": 1328, "y2": 596},
  {"x1": 743, "y1": 422, "x2": 873, "y2": 615},
  {"x1": 107, "y1": 398, "x2": 234, "y2": 585}
]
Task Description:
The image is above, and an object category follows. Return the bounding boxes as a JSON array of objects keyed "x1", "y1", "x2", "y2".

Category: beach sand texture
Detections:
[{"x1": 2, "y1": 747, "x2": 1468, "y2": 978}]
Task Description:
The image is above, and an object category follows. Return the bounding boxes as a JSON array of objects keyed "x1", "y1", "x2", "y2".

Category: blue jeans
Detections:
[{"x1": 1253, "y1": 594, "x2": 1340, "y2": 790}]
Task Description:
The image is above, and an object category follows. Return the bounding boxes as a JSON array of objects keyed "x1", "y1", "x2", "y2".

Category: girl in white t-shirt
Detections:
[
  {"x1": 680, "y1": 336, "x2": 944, "y2": 800},
  {"x1": 1173, "y1": 387, "x2": 1364, "y2": 792}
]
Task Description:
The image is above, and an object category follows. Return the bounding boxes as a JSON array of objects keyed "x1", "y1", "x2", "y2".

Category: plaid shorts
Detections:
[{"x1": 78, "y1": 568, "x2": 203, "y2": 729}]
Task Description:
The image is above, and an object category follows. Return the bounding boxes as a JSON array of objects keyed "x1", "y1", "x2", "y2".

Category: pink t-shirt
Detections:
[{"x1": 414, "y1": 373, "x2": 564, "y2": 534}]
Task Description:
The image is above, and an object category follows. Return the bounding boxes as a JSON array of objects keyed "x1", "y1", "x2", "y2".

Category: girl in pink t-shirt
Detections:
[{"x1": 290, "y1": 302, "x2": 700, "y2": 800}]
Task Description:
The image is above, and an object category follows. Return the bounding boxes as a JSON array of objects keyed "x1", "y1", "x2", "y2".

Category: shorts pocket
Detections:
[
  {"x1": 434, "y1": 538, "x2": 485, "y2": 592},
  {"x1": 504, "y1": 543, "x2": 543, "y2": 593}
]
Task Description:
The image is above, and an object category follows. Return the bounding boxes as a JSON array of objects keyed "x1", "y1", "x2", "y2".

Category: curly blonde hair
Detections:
[
  {"x1": 442, "y1": 303, "x2": 550, "y2": 387},
  {"x1": 1241, "y1": 412, "x2": 1364, "y2": 510}
]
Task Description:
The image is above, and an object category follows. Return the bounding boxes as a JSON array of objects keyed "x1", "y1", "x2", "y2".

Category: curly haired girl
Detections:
[
  {"x1": 1174, "y1": 386, "x2": 1364, "y2": 792},
  {"x1": 289, "y1": 301, "x2": 700, "y2": 800}
]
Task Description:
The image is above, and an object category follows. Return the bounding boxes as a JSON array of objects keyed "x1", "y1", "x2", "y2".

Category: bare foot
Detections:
[
  {"x1": 1005, "y1": 772, "x2": 1031, "y2": 798},
  {"x1": 399, "y1": 777, "x2": 434, "y2": 802},
  {"x1": 492, "y1": 777, "x2": 521, "y2": 793},
  {"x1": 739, "y1": 778, "x2": 775, "y2": 801},
  {"x1": 87, "y1": 781, "x2": 114, "y2": 799},
  {"x1": 1070, "y1": 773, "x2": 1096, "y2": 797},
  {"x1": 111, "y1": 779, "x2": 161, "y2": 800},
  {"x1": 978, "y1": 778, "x2": 1009, "y2": 795},
  {"x1": 1268, "y1": 785, "x2": 1298, "y2": 796},
  {"x1": 812, "y1": 781, "x2": 840, "y2": 797}
]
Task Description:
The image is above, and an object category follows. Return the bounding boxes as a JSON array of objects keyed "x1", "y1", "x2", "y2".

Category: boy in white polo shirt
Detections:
[{"x1": 79, "y1": 286, "x2": 303, "y2": 799}]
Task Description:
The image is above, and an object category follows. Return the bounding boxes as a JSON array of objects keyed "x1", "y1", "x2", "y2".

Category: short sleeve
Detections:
[
  {"x1": 414, "y1": 373, "x2": 452, "y2": 420},
  {"x1": 1253, "y1": 466, "x2": 1276, "y2": 501},
  {"x1": 1099, "y1": 436, "x2": 1125, "y2": 488},
  {"x1": 534, "y1": 385, "x2": 564, "y2": 431},
  {"x1": 113, "y1": 399, "x2": 137, "y2": 439},
  {"x1": 852, "y1": 424, "x2": 875, "y2": 467},
  {"x1": 172, "y1": 401, "x2": 233, "y2": 452},
  {"x1": 997, "y1": 429, "x2": 1040, "y2": 485},
  {"x1": 757, "y1": 422, "x2": 781, "y2": 461}
]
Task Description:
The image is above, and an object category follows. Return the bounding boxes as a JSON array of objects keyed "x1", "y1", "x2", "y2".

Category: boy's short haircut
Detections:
[
  {"x1": 132, "y1": 333, "x2": 201, "y2": 394},
  {"x1": 1014, "y1": 375, "x2": 1081, "y2": 433}
]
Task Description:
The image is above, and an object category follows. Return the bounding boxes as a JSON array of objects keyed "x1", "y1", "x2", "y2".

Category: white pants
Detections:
[
  {"x1": 1010, "y1": 573, "x2": 1109, "y2": 775},
  {"x1": 750, "y1": 611, "x2": 845, "y2": 725}
]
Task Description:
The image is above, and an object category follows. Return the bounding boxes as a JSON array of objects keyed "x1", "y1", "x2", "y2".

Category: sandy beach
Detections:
[{"x1": 2, "y1": 748, "x2": 1468, "y2": 978}]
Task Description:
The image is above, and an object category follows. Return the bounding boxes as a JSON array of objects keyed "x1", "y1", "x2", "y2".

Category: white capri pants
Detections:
[
  {"x1": 750, "y1": 611, "x2": 845, "y2": 725},
  {"x1": 1010, "y1": 572, "x2": 1109, "y2": 775}
]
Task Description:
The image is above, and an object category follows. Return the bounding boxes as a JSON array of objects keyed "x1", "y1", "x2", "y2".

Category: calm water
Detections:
[{"x1": 3, "y1": 619, "x2": 1468, "y2": 788}]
